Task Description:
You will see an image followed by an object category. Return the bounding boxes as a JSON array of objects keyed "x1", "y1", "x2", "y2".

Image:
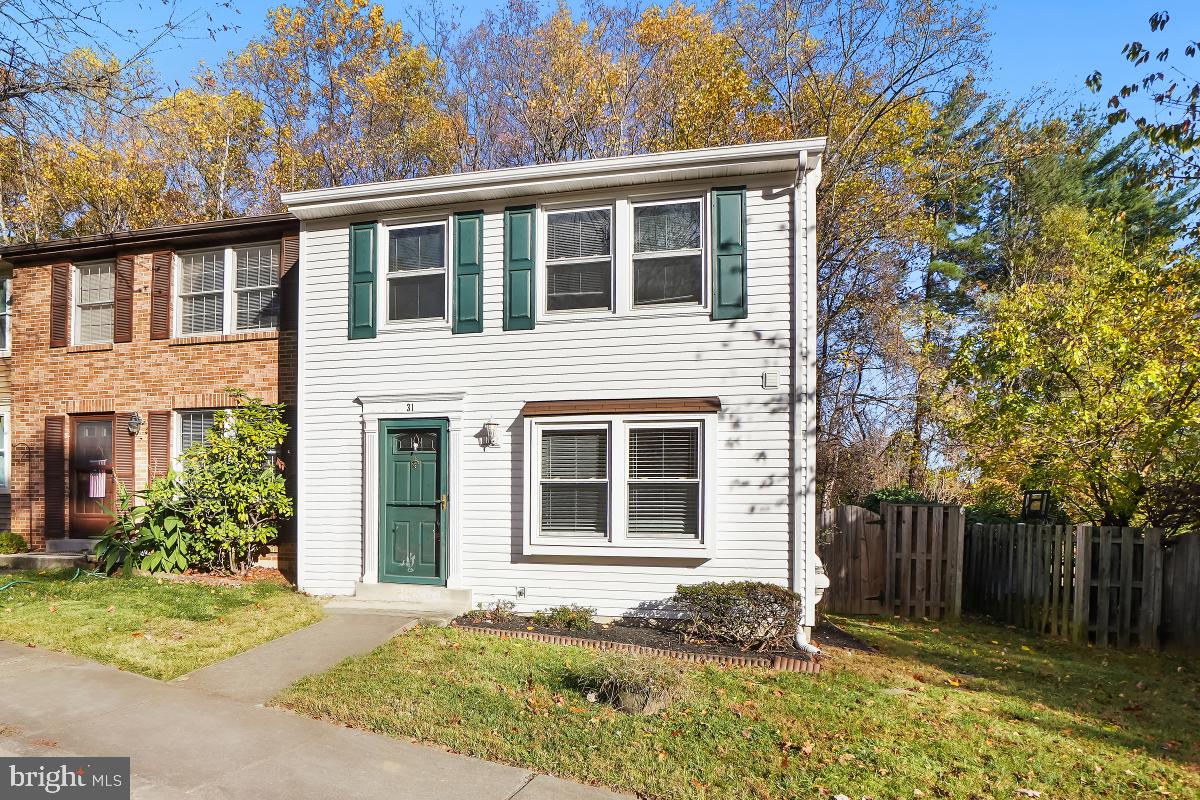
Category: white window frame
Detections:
[
  {"x1": 72, "y1": 260, "x2": 116, "y2": 345},
  {"x1": 173, "y1": 408, "x2": 232, "y2": 461},
  {"x1": 377, "y1": 217, "x2": 451, "y2": 330},
  {"x1": 174, "y1": 242, "x2": 280, "y2": 338},
  {"x1": 538, "y1": 202, "x2": 616, "y2": 318},
  {"x1": 0, "y1": 408, "x2": 10, "y2": 492},
  {"x1": 523, "y1": 412, "x2": 716, "y2": 558},
  {"x1": 629, "y1": 195, "x2": 707, "y2": 310},
  {"x1": 0, "y1": 276, "x2": 11, "y2": 356}
]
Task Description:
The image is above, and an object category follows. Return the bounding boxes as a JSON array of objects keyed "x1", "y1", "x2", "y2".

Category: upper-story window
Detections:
[
  {"x1": 0, "y1": 277, "x2": 11, "y2": 353},
  {"x1": 177, "y1": 244, "x2": 279, "y2": 337},
  {"x1": 74, "y1": 262, "x2": 115, "y2": 344},
  {"x1": 545, "y1": 207, "x2": 612, "y2": 311},
  {"x1": 632, "y1": 199, "x2": 704, "y2": 307},
  {"x1": 387, "y1": 222, "x2": 446, "y2": 322}
]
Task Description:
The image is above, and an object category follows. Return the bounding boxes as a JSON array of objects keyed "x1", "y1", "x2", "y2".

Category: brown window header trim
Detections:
[{"x1": 521, "y1": 397, "x2": 721, "y2": 417}]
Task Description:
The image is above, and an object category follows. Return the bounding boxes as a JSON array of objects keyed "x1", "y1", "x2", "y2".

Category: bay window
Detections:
[{"x1": 526, "y1": 414, "x2": 714, "y2": 556}]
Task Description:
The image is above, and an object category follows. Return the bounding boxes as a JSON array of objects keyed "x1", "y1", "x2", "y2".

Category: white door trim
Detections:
[{"x1": 356, "y1": 392, "x2": 466, "y2": 589}]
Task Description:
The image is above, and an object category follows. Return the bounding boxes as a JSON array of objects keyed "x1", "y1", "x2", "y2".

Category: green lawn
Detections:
[
  {"x1": 0, "y1": 570, "x2": 322, "y2": 679},
  {"x1": 275, "y1": 617, "x2": 1199, "y2": 800}
]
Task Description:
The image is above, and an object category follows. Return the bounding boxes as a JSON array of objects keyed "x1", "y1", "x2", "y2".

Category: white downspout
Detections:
[{"x1": 791, "y1": 149, "x2": 827, "y2": 656}]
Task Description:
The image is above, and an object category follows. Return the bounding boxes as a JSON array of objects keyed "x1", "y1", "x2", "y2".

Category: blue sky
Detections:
[{"x1": 114, "y1": 0, "x2": 1197, "y2": 119}]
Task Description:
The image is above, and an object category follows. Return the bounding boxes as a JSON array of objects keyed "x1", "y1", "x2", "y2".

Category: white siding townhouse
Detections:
[{"x1": 283, "y1": 139, "x2": 829, "y2": 639}]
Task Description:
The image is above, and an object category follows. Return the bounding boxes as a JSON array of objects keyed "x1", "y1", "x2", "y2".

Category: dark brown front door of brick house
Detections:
[{"x1": 70, "y1": 415, "x2": 115, "y2": 537}]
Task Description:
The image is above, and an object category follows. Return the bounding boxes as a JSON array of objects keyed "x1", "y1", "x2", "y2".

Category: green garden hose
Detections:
[{"x1": 0, "y1": 579, "x2": 32, "y2": 591}]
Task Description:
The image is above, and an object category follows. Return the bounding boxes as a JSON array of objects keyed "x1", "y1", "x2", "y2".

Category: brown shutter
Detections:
[
  {"x1": 280, "y1": 234, "x2": 299, "y2": 331},
  {"x1": 113, "y1": 412, "x2": 136, "y2": 491},
  {"x1": 148, "y1": 411, "x2": 171, "y2": 479},
  {"x1": 50, "y1": 264, "x2": 70, "y2": 347},
  {"x1": 114, "y1": 254, "x2": 134, "y2": 343},
  {"x1": 150, "y1": 251, "x2": 173, "y2": 340},
  {"x1": 44, "y1": 416, "x2": 66, "y2": 538}
]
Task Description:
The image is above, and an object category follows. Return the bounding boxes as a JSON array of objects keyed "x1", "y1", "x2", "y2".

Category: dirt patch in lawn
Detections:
[
  {"x1": 155, "y1": 567, "x2": 292, "y2": 588},
  {"x1": 451, "y1": 614, "x2": 868, "y2": 660}
]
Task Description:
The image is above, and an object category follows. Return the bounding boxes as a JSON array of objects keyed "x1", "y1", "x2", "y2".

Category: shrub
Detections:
[
  {"x1": 530, "y1": 604, "x2": 595, "y2": 631},
  {"x1": 0, "y1": 530, "x2": 28, "y2": 555},
  {"x1": 95, "y1": 483, "x2": 188, "y2": 576},
  {"x1": 862, "y1": 485, "x2": 932, "y2": 513},
  {"x1": 672, "y1": 581, "x2": 801, "y2": 651},
  {"x1": 462, "y1": 599, "x2": 516, "y2": 624},
  {"x1": 573, "y1": 651, "x2": 687, "y2": 714},
  {"x1": 146, "y1": 390, "x2": 292, "y2": 573}
]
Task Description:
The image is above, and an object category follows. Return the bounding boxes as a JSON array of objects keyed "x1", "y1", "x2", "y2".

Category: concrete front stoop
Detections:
[
  {"x1": 323, "y1": 582, "x2": 472, "y2": 620},
  {"x1": 0, "y1": 551, "x2": 91, "y2": 571}
]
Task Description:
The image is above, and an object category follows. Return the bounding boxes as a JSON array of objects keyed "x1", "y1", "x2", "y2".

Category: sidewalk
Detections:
[{"x1": 0, "y1": 640, "x2": 625, "y2": 799}]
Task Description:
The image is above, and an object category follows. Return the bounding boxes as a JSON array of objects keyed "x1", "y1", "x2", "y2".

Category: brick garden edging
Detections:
[{"x1": 451, "y1": 623, "x2": 821, "y2": 674}]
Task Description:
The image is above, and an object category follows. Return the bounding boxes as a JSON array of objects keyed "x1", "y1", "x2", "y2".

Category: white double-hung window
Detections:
[
  {"x1": 632, "y1": 198, "x2": 704, "y2": 307},
  {"x1": 74, "y1": 262, "x2": 116, "y2": 344},
  {"x1": 177, "y1": 244, "x2": 279, "y2": 336},
  {"x1": 545, "y1": 207, "x2": 612, "y2": 311},
  {"x1": 526, "y1": 414, "x2": 714, "y2": 556},
  {"x1": 386, "y1": 222, "x2": 447, "y2": 322}
]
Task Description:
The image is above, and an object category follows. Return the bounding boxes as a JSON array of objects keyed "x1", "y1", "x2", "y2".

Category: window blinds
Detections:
[{"x1": 540, "y1": 429, "x2": 608, "y2": 537}]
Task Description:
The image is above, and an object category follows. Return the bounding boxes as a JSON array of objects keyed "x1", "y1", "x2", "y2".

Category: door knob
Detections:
[{"x1": 439, "y1": 494, "x2": 448, "y2": 511}]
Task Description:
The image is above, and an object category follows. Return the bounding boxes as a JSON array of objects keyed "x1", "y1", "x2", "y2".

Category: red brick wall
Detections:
[{"x1": 10, "y1": 250, "x2": 295, "y2": 549}]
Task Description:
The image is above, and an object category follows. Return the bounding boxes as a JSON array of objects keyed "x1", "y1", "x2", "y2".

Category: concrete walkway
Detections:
[
  {"x1": 173, "y1": 609, "x2": 420, "y2": 703},
  {"x1": 0, "y1": 642, "x2": 626, "y2": 799}
]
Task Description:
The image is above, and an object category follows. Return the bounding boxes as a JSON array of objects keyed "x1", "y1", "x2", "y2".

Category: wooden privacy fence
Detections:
[
  {"x1": 1162, "y1": 533, "x2": 1200, "y2": 650},
  {"x1": 963, "y1": 524, "x2": 1164, "y2": 649},
  {"x1": 818, "y1": 503, "x2": 964, "y2": 620}
]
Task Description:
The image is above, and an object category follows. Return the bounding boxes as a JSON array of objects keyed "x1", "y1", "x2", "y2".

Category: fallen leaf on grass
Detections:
[{"x1": 1015, "y1": 789, "x2": 1041, "y2": 798}]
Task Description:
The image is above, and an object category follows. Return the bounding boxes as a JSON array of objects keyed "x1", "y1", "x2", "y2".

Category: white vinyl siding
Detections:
[
  {"x1": 177, "y1": 244, "x2": 279, "y2": 336},
  {"x1": 296, "y1": 174, "x2": 807, "y2": 616},
  {"x1": 386, "y1": 222, "x2": 446, "y2": 322},
  {"x1": 545, "y1": 207, "x2": 612, "y2": 311},
  {"x1": 74, "y1": 262, "x2": 115, "y2": 344}
]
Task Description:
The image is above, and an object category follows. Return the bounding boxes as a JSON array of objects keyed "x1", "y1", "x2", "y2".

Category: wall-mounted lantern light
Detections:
[
  {"x1": 480, "y1": 419, "x2": 500, "y2": 449},
  {"x1": 127, "y1": 412, "x2": 144, "y2": 436}
]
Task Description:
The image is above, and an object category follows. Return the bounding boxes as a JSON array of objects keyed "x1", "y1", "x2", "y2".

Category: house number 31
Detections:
[{"x1": 405, "y1": 403, "x2": 415, "y2": 411}]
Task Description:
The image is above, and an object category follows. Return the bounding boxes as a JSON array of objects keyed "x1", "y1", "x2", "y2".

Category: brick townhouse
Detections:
[{"x1": 0, "y1": 215, "x2": 298, "y2": 562}]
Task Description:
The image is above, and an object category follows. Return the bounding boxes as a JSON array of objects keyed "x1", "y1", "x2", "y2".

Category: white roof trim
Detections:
[{"x1": 282, "y1": 138, "x2": 826, "y2": 220}]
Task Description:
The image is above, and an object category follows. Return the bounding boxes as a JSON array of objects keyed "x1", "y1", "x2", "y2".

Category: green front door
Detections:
[{"x1": 379, "y1": 419, "x2": 447, "y2": 584}]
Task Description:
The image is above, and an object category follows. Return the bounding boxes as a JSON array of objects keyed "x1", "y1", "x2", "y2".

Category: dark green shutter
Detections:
[
  {"x1": 453, "y1": 211, "x2": 484, "y2": 333},
  {"x1": 348, "y1": 221, "x2": 377, "y2": 339},
  {"x1": 503, "y1": 205, "x2": 536, "y2": 330},
  {"x1": 711, "y1": 187, "x2": 748, "y2": 320}
]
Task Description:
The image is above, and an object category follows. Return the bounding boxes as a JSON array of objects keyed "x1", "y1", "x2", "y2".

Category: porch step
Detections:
[
  {"x1": 45, "y1": 539, "x2": 98, "y2": 554},
  {"x1": 0, "y1": 552, "x2": 91, "y2": 571},
  {"x1": 323, "y1": 582, "x2": 473, "y2": 619}
]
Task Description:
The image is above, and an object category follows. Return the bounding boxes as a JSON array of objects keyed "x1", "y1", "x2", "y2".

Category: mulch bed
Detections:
[
  {"x1": 450, "y1": 614, "x2": 872, "y2": 672},
  {"x1": 153, "y1": 567, "x2": 292, "y2": 588}
]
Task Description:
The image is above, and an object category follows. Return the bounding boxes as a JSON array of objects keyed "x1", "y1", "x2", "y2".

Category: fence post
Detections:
[
  {"x1": 882, "y1": 502, "x2": 896, "y2": 615},
  {"x1": 1139, "y1": 528, "x2": 1163, "y2": 650},
  {"x1": 946, "y1": 506, "x2": 965, "y2": 620},
  {"x1": 1071, "y1": 525, "x2": 1091, "y2": 644}
]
